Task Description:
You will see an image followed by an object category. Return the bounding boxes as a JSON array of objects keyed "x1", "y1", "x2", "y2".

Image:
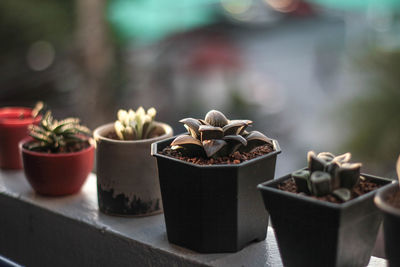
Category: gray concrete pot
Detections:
[{"x1": 94, "y1": 122, "x2": 173, "y2": 216}]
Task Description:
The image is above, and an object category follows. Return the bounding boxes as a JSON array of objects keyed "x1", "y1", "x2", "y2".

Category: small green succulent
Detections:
[
  {"x1": 114, "y1": 107, "x2": 158, "y2": 140},
  {"x1": 171, "y1": 110, "x2": 273, "y2": 158},
  {"x1": 292, "y1": 151, "x2": 362, "y2": 202},
  {"x1": 27, "y1": 111, "x2": 92, "y2": 153}
]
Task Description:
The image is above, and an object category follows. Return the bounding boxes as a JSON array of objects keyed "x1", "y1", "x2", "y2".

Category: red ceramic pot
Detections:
[
  {"x1": 20, "y1": 138, "x2": 95, "y2": 196},
  {"x1": 0, "y1": 107, "x2": 41, "y2": 169}
]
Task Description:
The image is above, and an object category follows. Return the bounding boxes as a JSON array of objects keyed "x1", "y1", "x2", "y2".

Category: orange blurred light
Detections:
[{"x1": 264, "y1": 0, "x2": 299, "y2": 13}]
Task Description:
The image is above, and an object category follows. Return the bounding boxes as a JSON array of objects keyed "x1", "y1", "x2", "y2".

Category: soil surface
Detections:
[
  {"x1": 387, "y1": 190, "x2": 400, "y2": 209},
  {"x1": 24, "y1": 140, "x2": 91, "y2": 153},
  {"x1": 278, "y1": 178, "x2": 383, "y2": 204},
  {"x1": 160, "y1": 143, "x2": 274, "y2": 165}
]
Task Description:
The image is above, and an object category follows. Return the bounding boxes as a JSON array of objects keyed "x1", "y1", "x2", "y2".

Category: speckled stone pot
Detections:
[{"x1": 94, "y1": 122, "x2": 173, "y2": 217}]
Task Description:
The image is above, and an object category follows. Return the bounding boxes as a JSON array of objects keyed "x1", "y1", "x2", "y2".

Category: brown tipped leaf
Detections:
[
  {"x1": 307, "y1": 151, "x2": 326, "y2": 173},
  {"x1": 333, "y1": 153, "x2": 351, "y2": 165},
  {"x1": 316, "y1": 152, "x2": 335, "y2": 162},
  {"x1": 198, "y1": 125, "x2": 224, "y2": 141},
  {"x1": 180, "y1": 118, "x2": 202, "y2": 138},
  {"x1": 171, "y1": 135, "x2": 202, "y2": 148},
  {"x1": 204, "y1": 110, "x2": 229, "y2": 127},
  {"x1": 223, "y1": 135, "x2": 247, "y2": 146},
  {"x1": 222, "y1": 120, "x2": 252, "y2": 136},
  {"x1": 202, "y1": 139, "x2": 227, "y2": 158},
  {"x1": 243, "y1": 131, "x2": 272, "y2": 152}
]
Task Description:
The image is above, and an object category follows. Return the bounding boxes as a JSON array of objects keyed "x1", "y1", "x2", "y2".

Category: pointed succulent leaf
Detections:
[
  {"x1": 333, "y1": 188, "x2": 351, "y2": 202},
  {"x1": 222, "y1": 120, "x2": 251, "y2": 136},
  {"x1": 198, "y1": 125, "x2": 224, "y2": 141},
  {"x1": 202, "y1": 139, "x2": 227, "y2": 158},
  {"x1": 310, "y1": 171, "x2": 332, "y2": 196},
  {"x1": 223, "y1": 135, "x2": 247, "y2": 146},
  {"x1": 326, "y1": 161, "x2": 341, "y2": 190},
  {"x1": 52, "y1": 118, "x2": 80, "y2": 134},
  {"x1": 204, "y1": 110, "x2": 229, "y2": 127},
  {"x1": 171, "y1": 135, "x2": 202, "y2": 147},
  {"x1": 32, "y1": 101, "x2": 44, "y2": 118},
  {"x1": 337, "y1": 163, "x2": 362, "y2": 189},
  {"x1": 316, "y1": 152, "x2": 335, "y2": 162},
  {"x1": 180, "y1": 118, "x2": 201, "y2": 138},
  {"x1": 117, "y1": 110, "x2": 129, "y2": 125},
  {"x1": 147, "y1": 107, "x2": 156, "y2": 119},
  {"x1": 242, "y1": 131, "x2": 272, "y2": 152},
  {"x1": 198, "y1": 119, "x2": 210, "y2": 125},
  {"x1": 292, "y1": 169, "x2": 311, "y2": 194},
  {"x1": 29, "y1": 130, "x2": 52, "y2": 144},
  {"x1": 333, "y1": 153, "x2": 351, "y2": 165},
  {"x1": 307, "y1": 151, "x2": 326, "y2": 173}
]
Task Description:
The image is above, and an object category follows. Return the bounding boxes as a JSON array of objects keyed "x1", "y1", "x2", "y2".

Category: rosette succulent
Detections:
[
  {"x1": 292, "y1": 151, "x2": 362, "y2": 202},
  {"x1": 114, "y1": 107, "x2": 157, "y2": 140},
  {"x1": 27, "y1": 111, "x2": 92, "y2": 153},
  {"x1": 171, "y1": 110, "x2": 273, "y2": 158}
]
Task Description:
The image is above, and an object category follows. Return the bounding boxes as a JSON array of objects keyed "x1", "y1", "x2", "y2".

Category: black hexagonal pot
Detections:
[
  {"x1": 151, "y1": 136, "x2": 281, "y2": 253},
  {"x1": 374, "y1": 181, "x2": 400, "y2": 267},
  {"x1": 258, "y1": 173, "x2": 392, "y2": 267}
]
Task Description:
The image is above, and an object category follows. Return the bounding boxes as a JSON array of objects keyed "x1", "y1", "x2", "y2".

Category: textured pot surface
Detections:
[
  {"x1": 20, "y1": 139, "x2": 95, "y2": 196},
  {"x1": 0, "y1": 107, "x2": 41, "y2": 169},
  {"x1": 94, "y1": 122, "x2": 173, "y2": 216},
  {"x1": 374, "y1": 181, "x2": 400, "y2": 267},
  {"x1": 152, "y1": 136, "x2": 281, "y2": 253},
  {"x1": 258, "y1": 173, "x2": 392, "y2": 267}
]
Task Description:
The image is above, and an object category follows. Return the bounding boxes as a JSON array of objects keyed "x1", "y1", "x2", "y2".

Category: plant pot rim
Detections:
[
  {"x1": 93, "y1": 121, "x2": 173, "y2": 144},
  {"x1": 374, "y1": 181, "x2": 400, "y2": 216},
  {"x1": 258, "y1": 172, "x2": 393, "y2": 209},
  {"x1": 19, "y1": 137, "x2": 95, "y2": 158},
  {"x1": 151, "y1": 135, "x2": 281, "y2": 168},
  {"x1": 0, "y1": 107, "x2": 41, "y2": 126}
]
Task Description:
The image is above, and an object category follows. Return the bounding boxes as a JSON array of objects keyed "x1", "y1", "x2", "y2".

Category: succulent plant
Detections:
[
  {"x1": 27, "y1": 111, "x2": 92, "y2": 153},
  {"x1": 114, "y1": 107, "x2": 158, "y2": 140},
  {"x1": 170, "y1": 110, "x2": 273, "y2": 158},
  {"x1": 292, "y1": 151, "x2": 362, "y2": 202}
]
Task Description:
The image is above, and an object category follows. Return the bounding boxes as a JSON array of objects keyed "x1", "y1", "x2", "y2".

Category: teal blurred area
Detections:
[{"x1": 107, "y1": 0, "x2": 218, "y2": 44}]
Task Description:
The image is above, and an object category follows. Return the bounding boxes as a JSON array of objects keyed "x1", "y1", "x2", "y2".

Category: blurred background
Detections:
[{"x1": 1, "y1": 0, "x2": 399, "y2": 178}]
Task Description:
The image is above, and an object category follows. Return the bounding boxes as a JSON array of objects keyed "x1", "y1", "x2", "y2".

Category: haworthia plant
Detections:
[
  {"x1": 292, "y1": 151, "x2": 362, "y2": 202},
  {"x1": 28, "y1": 111, "x2": 92, "y2": 153},
  {"x1": 114, "y1": 107, "x2": 157, "y2": 140},
  {"x1": 171, "y1": 109, "x2": 273, "y2": 158}
]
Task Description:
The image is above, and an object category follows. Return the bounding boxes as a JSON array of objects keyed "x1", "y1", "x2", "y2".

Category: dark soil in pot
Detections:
[
  {"x1": 258, "y1": 174, "x2": 391, "y2": 267},
  {"x1": 160, "y1": 143, "x2": 273, "y2": 165},
  {"x1": 278, "y1": 177, "x2": 384, "y2": 204}
]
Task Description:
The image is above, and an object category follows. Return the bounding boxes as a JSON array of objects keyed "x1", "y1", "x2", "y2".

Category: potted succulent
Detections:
[
  {"x1": 374, "y1": 156, "x2": 400, "y2": 267},
  {"x1": 258, "y1": 151, "x2": 392, "y2": 267},
  {"x1": 0, "y1": 103, "x2": 42, "y2": 169},
  {"x1": 151, "y1": 110, "x2": 281, "y2": 253},
  {"x1": 94, "y1": 107, "x2": 173, "y2": 216},
  {"x1": 20, "y1": 110, "x2": 94, "y2": 196}
]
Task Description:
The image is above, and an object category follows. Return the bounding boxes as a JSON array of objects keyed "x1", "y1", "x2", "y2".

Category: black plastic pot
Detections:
[
  {"x1": 151, "y1": 136, "x2": 281, "y2": 253},
  {"x1": 258, "y1": 173, "x2": 392, "y2": 267},
  {"x1": 374, "y1": 181, "x2": 400, "y2": 267}
]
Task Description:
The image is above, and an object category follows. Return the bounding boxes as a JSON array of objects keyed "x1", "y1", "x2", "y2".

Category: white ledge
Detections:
[{"x1": 0, "y1": 171, "x2": 386, "y2": 267}]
